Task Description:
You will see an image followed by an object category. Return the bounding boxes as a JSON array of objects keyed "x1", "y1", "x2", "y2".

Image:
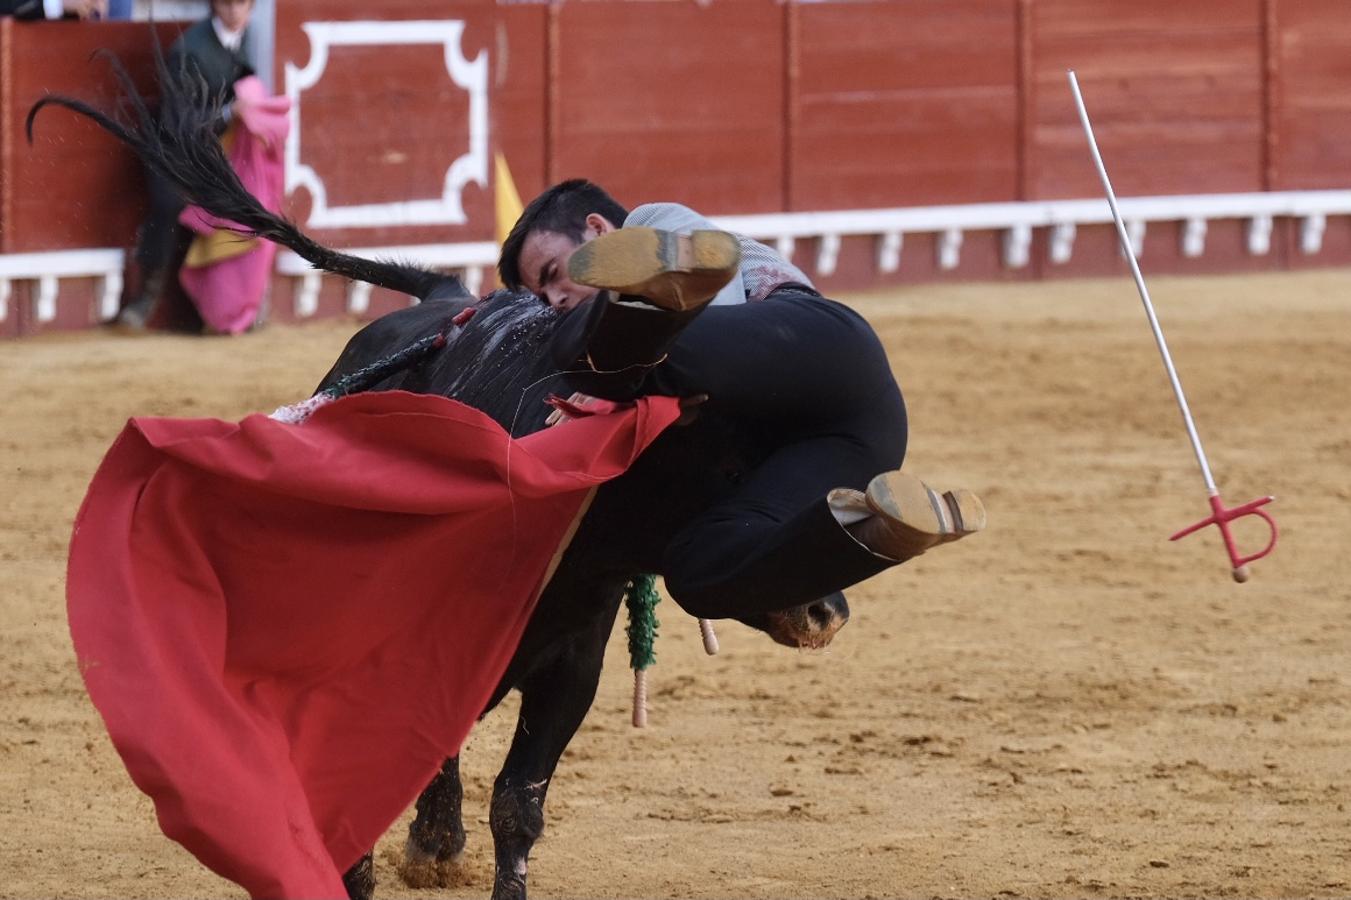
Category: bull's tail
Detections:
[{"x1": 26, "y1": 46, "x2": 456, "y2": 303}]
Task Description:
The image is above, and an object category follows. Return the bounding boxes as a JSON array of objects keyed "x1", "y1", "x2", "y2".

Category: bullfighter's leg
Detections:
[
  {"x1": 489, "y1": 611, "x2": 616, "y2": 900},
  {"x1": 396, "y1": 756, "x2": 468, "y2": 888},
  {"x1": 650, "y1": 292, "x2": 984, "y2": 616},
  {"x1": 119, "y1": 165, "x2": 185, "y2": 330},
  {"x1": 557, "y1": 237, "x2": 986, "y2": 616}
]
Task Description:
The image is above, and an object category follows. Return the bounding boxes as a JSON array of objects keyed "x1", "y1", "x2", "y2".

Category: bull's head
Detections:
[{"x1": 738, "y1": 591, "x2": 849, "y2": 650}]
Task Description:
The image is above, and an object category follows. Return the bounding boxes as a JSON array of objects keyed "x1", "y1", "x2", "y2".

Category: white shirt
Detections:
[
  {"x1": 212, "y1": 15, "x2": 245, "y2": 52},
  {"x1": 624, "y1": 203, "x2": 814, "y2": 306}
]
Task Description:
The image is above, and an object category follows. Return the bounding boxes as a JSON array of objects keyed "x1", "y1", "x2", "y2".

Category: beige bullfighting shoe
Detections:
[
  {"x1": 849, "y1": 471, "x2": 986, "y2": 561},
  {"x1": 567, "y1": 226, "x2": 740, "y2": 313}
]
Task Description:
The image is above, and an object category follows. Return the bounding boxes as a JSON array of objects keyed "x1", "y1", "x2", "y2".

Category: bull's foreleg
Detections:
[
  {"x1": 489, "y1": 619, "x2": 612, "y2": 900},
  {"x1": 341, "y1": 853, "x2": 375, "y2": 900},
  {"x1": 343, "y1": 755, "x2": 466, "y2": 898},
  {"x1": 397, "y1": 755, "x2": 467, "y2": 888}
]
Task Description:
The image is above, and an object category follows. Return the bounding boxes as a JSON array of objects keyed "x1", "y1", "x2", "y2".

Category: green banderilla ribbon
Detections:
[{"x1": 624, "y1": 574, "x2": 660, "y2": 671}]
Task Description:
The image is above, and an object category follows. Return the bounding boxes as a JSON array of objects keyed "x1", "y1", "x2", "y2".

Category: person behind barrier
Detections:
[
  {"x1": 0, "y1": 0, "x2": 107, "y2": 19},
  {"x1": 117, "y1": 0, "x2": 255, "y2": 331},
  {"x1": 498, "y1": 180, "x2": 987, "y2": 622}
]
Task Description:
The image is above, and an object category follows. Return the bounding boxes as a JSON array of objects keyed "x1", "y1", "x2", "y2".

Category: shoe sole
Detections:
[
  {"x1": 109, "y1": 318, "x2": 149, "y2": 334},
  {"x1": 865, "y1": 472, "x2": 986, "y2": 553},
  {"x1": 567, "y1": 227, "x2": 740, "y2": 313}
]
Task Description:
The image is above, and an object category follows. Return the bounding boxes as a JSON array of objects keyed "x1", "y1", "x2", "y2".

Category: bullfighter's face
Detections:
[
  {"x1": 518, "y1": 213, "x2": 617, "y2": 312},
  {"x1": 211, "y1": 0, "x2": 254, "y2": 33}
]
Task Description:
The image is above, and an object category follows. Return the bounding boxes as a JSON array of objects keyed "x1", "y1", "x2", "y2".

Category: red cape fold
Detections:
[{"x1": 67, "y1": 391, "x2": 679, "y2": 899}]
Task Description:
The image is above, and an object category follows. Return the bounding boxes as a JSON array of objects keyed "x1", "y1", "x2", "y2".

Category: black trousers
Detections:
[
  {"x1": 554, "y1": 288, "x2": 908, "y2": 619},
  {"x1": 134, "y1": 166, "x2": 187, "y2": 276}
]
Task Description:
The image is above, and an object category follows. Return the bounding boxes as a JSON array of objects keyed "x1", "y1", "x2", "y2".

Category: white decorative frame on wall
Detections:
[{"x1": 284, "y1": 20, "x2": 488, "y2": 229}]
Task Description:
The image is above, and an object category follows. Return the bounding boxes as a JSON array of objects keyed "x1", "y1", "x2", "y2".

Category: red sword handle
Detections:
[{"x1": 1170, "y1": 494, "x2": 1278, "y2": 583}]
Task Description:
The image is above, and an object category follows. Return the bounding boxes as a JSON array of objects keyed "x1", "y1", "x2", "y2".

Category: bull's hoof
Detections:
[
  {"x1": 491, "y1": 872, "x2": 528, "y2": 900},
  {"x1": 396, "y1": 854, "x2": 442, "y2": 890},
  {"x1": 396, "y1": 839, "x2": 465, "y2": 889}
]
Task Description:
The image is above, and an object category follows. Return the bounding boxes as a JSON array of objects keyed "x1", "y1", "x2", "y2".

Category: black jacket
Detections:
[
  {"x1": 168, "y1": 17, "x2": 253, "y2": 105},
  {"x1": 0, "y1": 0, "x2": 54, "y2": 19}
]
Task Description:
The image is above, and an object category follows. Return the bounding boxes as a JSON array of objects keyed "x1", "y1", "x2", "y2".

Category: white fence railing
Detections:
[
  {"x1": 0, "y1": 248, "x2": 125, "y2": 325},
  {"x1": 272, "y1": 190, "x2": 1351, "y2": 314},
  {"x1": 4, "y1": 191, "x2": 1351, "y2": 326},
  {"x1": 712, "y1": 190, "x2": 1351, "y2": 276}
]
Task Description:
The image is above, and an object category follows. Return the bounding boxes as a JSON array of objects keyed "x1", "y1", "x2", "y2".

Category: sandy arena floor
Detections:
[{"x1": 2, "y1": 270, "x2": 1349, "y2": 899}]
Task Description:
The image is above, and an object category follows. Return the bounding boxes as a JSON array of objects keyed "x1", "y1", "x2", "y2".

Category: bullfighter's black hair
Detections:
[{"x1": 498, "y1": 179, "x2": 630, "y2": 292}]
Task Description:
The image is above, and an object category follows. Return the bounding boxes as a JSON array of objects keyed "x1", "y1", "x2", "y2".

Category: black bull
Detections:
[
  {"x1": 28, "y1": 59, "x2": 851, "y2": 900},
  {"x1": 317, "y1": 290, "x2": 850, "y2": 900}
]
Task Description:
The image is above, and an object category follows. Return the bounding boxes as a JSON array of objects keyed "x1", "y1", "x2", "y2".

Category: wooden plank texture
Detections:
[
  {"x1": 551, "y1": 0, "x2": 786, "y2": 215},
  {"x1": 1268, "y1": 0, "x2": 1351, "y2": 190},
  {"x1": 4, "y1": 21, "x2": 184, "y2": 252},
  {"x1": 495, "y1": 3, "x2": 549, "y2": 206},
  {"x1": 791, "y1": 0, "x2": 1021, "y2": 210},
  {"x1": 1027, "y1": 0, "x2": 1266, "y2": 199}
]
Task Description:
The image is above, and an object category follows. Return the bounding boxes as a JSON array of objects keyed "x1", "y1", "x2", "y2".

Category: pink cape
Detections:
[
  {"x1": 67, "y1": 390, "x2": 679, "y2": 898},
  {"x1": 178, "y1": 76, "x2": 289, "y2": 335}
]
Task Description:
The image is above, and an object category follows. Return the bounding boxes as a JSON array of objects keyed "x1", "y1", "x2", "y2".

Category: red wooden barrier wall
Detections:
[
  {"x1": 1, "y1": 19, "x2": 184, "y2": 335},
  {"x1": 2, "y1": 19, "x2": 183, "y2": 253},
  {"x1": 549, "y1": 0, "x2": 788, "y2": 215},
  {"x1": 1023, "y1": 0, "x2": 1272, "y2": 281},
  {"x1": 791, "y1": 0, "x2": 1021, "y2": 210},
  {"x1": 3, "y1": 0, "x2": 1350, "y2": 334},
  {"x1": 1266, "y1": 0, "x2": 1351, "y2": 265}
]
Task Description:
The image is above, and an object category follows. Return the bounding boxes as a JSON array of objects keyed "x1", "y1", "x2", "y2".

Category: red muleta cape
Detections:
[{"x1": 67, "y1": 390, "x2": 679, "y2": 899}]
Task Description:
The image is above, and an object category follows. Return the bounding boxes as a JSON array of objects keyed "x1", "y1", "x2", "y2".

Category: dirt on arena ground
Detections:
[{"x1": 3, "y1": 270, "x2": 1348, "y2": 900}]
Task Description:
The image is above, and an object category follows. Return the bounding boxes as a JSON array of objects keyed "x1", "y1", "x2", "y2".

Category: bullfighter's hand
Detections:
[
  {"x1": 545, "y1": 391, "x2": 600, "y2": 427},
  {"x1": 65, "y1": 0, "x2": 107, "y2": 19},
  {"x1": 545, "y1": 391, "x2": 706, "y2": 427}
]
